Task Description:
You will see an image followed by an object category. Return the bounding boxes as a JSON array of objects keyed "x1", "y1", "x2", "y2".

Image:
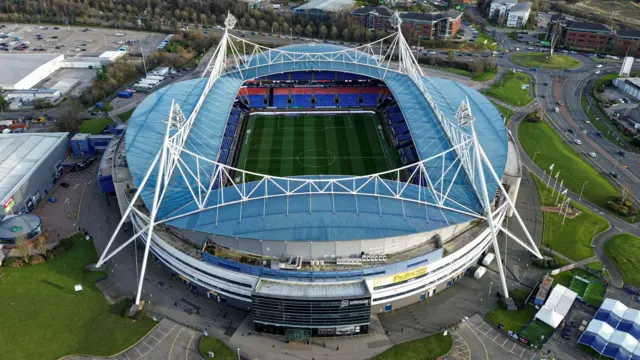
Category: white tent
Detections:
[
  {"x1": 610, "y1": 331, "x2": 638, "y2": 353},
  {"x1": 601, "y1": 298, "x2": 629, "y2": 319},
  {"x1": 534, "y1": 284, "x2": 577, "y2": 328}
]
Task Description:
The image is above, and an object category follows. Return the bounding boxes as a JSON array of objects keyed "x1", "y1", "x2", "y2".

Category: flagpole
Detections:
[
  {"x1": 555, "y1": 180, "x2": 564, "y2": 205},
  {"x1": 546, "y1": 164, "x2": 555, "y2": 188},
  {"x1": 562, "y1": 195, "x2": 570, "y2": 225},
  {"x1": 552, "y1": 173, "x2": 559, "y2": 197}
]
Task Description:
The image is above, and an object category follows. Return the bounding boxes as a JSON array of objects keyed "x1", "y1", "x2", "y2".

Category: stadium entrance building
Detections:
[{"x1": 252, "y1": 279, "x2": 371, "y2": 336}]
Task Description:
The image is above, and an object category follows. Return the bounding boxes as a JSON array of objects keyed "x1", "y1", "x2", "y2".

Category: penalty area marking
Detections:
[{"x1": 276, "y1": 115, "x2": 353, "y2": 131}]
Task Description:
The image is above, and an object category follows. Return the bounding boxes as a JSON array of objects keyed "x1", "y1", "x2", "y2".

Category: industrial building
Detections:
[
  {"x1": 0, "y1": 133, "x2": 68, "y2": 216},
  {"x1": 294, "y1": 0, "x2": 355, "y2": 16},
  {"x1": 0, "y1": 54, "x2": 64, "y2": 90}
]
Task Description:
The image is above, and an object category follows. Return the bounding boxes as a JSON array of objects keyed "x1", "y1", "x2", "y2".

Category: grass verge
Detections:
[
  {"x1": 604, "y1": 234, "x2": 640, "y2": 287},
  {"x1": 79, "y1": 117, "x2": 114, "y2": 135},
  {"x1": 199, "y1": 336, "x2": 237, "y2": 359},
  {"x1": 519, "y1": 120, "x2": 620, "y2": 212},
  {"x1": 510, "y1": 52, "x2": 581, "y2": 70},
  {"x1": 118, "y1": 107, "x2": 136, "y2": 123},
  {"x1": 486, "y1": 306, "x2": 537, "y2": 335},
  {"x1": 486, "y1": 71, "x2": 533, "y2": 106},
  {"x1": 0, "y1": 235, "x2": 155, "y2": 359},
  {"x1": 371, "y1": 333, "x2": 452, "y2": 360},
  {"x1": 531, "y1": 173, "x2": 608, "y2": 260},
  {"x1": 520, "y1": 320, "x2": 554, "y2": 347}
]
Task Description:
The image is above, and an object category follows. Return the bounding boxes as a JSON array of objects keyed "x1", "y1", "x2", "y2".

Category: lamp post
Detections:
[
  {"x1": 533, "y1": 151, "x2": 540, "y2": 163},
  {"x1": 237, "y1": 348, "x2": 240, "y2": 360},
  {"x1": 578, "y1": 181, "x2": 588, "y2": 203}
]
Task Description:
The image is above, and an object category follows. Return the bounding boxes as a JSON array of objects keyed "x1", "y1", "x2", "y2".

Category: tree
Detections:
[
  {"x1": 57, "y1": 98, "x2": 84, "y2": 133},
  {"x1": 16, "y1": 235, "x2": 30, "y2": 263},
  {"x1": 319, "y1": 25, "x2": 328, "y2": 40},
  {"x1": 0, "y1": 87, "x2": 7, "y2": 117},
  {"x1": 305, "y1": 24, "x2": 313, "y2": 37},
  {"x1": 295, "y1": 24, "x2": 302, "y2": 36},
  {"x1": 447, "y1": 49, "x2": 454, "y2": 61},
  {"x1": 364, "y1": 30, "x2": 373, "y2": 42},
  {"x1": 342, "y1": 28, "x2": 350, "y2": 41},
  {"x1": 331, "y1": 26, "x2": 338, "y2": 40},
  {"x1": 37, "y1": 234, "x2": 49, "y2": 257}
]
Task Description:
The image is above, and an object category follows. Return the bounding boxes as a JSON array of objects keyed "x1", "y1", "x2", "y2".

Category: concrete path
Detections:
[{"x1": 592, "y1": 226, "x2": 625, "y2": 288}]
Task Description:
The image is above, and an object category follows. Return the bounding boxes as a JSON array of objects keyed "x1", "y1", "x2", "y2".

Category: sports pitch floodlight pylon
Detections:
[{"x1": 97, "y1": 12, "x2": 542, "y2": 305}]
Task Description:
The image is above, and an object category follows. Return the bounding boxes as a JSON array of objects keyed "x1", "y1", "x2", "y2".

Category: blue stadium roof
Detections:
[{"x1": 126, "y1": 44, "x2": 508, "y2": 242}]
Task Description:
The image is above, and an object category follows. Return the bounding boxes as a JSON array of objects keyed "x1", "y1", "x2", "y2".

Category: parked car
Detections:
[{"x1": 562, "y1": 323, "x2": 573, "y2": 340}]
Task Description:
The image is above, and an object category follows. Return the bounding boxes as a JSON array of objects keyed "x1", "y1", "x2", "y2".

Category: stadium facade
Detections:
[{"x1": 101, "y1": 13, "x2": 541, "y2": 336}]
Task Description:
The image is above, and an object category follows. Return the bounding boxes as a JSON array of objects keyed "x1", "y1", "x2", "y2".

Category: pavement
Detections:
[
  {"x1": 63, "y1": 319, "x2": 201, "y2": 360},
  {"x1": 457, "y1": 315, "x2": 540, "y2": 360}
]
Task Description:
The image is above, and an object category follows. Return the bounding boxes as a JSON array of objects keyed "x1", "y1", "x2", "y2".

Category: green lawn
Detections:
[
  {"x1": 371, "y1": 332, "x2": 452, "y2": 360},
  {"x1": 519, "y1": 120, "x2": 620, "y2": 212},
  {"x1": 604, "y1": 234, "x2": 640, "y2": 287},
  {"x1": 486, "y1": 72, "x2": 533, "y2": 106},
  {"x1": 585, "y1": 260, "x2": 609, "y2": 277},
  {"x1": 118, "y1": 107, "x2": 136, "y2": 123},
  {"x1": 583, "y1": 281, "x2": 607, "y2": 308},
  {"x1": 79, "y1": 117, "x2": 115, "y2": 135},
  {"x1": 425, "y1": 65, "x2": 497, "y2": 81},
  {"x1": 520, "y1": 320, "x2": 554, "y2": 347},
  {"x1": 580, "y1": 94, "x2": 621, "y2": 146},
  {"x1": 552, "y1": 268, "x2": 600, "y2": 287},
  {"x1": 473, "y1": 26, "x2": 499, "y2": 51},
  {"x1": 486, "y1": 306, "x2": 537, "y2": 335},
  {"x1": 511, "y1": 288, "x2": 531, "y2": 308},
  {"x1": 531, "y1": 174, "x2": 608, "y2": 260},
  {"x1": 199, "y1": 336, "x2": 237, "y2": 359},
  {"x1": 569, "y1": 277, "x2": 589, "y2": 296},
  {"x1": 237, "y1": 113, "x2": 400, "y2": 180},
  {"x1": 0, "y1": 235, "x2": 155, "y2": 359},
  {"x1": 510, "y1": 52, "x2": 581, "y2": 70},
  {"x1": 490, "y1": 101, "x2": 515, "y2": 123}
]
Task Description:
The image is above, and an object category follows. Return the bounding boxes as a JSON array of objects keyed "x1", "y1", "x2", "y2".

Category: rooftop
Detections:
[
  {"x1": 566, "y1": 21, "x2": 614, "y2": 33},
  {"x1": 510, "y1": 2, "x2": 532, "y2": 12},
  {"x1": 296, "y1": 0, "x2": 355, "y2": 12},
  {"x1": 351, "y1": 5, "x2": 394, "y2": 17},
  {"x1": 0, "y1": 133, "x2": 68, "y2": 205},
  {"x1": 401, "y1": 10, "x2": 462, "y2": 22},
  {"x1": 493, "y1": 0, "x2": 518, "y2": 5},
  {"x1": 0, "y1": 54, "x2": 62, "y2": 89},
  {"x1": 254, "y1": 279, "x2": 370, "y2": 299},
  {"x1": 618, "y1": 30, "x2": 640, "y2": 39}
]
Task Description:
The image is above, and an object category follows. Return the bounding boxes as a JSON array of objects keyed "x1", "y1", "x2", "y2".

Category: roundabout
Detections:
[{"x1": 510, "y1": 52, "x2": 581, "y2": 70}]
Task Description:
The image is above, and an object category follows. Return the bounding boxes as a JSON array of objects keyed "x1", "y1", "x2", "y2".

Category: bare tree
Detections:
[
  {"x1": 37, "y1": 234, "x2": 49, "y2": 257},
  {"x1": 16, "y1": 235, "x2": 30, "y2": 263}
]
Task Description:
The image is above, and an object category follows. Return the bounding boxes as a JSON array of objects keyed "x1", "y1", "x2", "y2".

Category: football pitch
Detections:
[{"x1": 236, "y1": 112, "x2": 401, "y2": 178}]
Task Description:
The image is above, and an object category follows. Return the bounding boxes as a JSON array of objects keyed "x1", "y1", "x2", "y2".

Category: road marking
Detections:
[
  {"x1": 462, "y1": 322, "x2": 489, "y2": 360},
  {"x1": 185, "y1": 331, "x2": 196, "y2": 360},
  {"x1": 135, "y1": 323, "x2": 178, "y2": 360},
  {"x1": 493, "y1": 333, "x2": 501, "y2": 341},
  {"x1": 521, "y1": 347, "x2": 526, "y2": 356},
  {"x1": 168, "y1": 327, "x2": 185, "y2": 360},
  {"x1": 142, "y1": 341, "x2": 153, "y2": 349},
  {"x1": 502, "y1": 338, "x2": 508, "y2": 346}
]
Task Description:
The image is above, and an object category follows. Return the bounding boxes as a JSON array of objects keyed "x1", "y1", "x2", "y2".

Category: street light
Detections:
[
  {"x1": 237, "y1": 348, "x2": 240, "y2": 360},
  {"x1": 578, "y1": 181, "x2": 588, "y2": 203}
]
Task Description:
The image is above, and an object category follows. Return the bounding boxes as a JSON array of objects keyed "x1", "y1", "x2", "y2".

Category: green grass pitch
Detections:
[{"x1": 236, "y1": 113, "x2": 401, "y2": 179}]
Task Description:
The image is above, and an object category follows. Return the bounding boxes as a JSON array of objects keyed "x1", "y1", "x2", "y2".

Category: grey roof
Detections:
[
  {"x1": 254, "y1": 279, "x2": 370, "y2": 299},
  {"x1": 618, "y1": 30, "x2": 640, "y2": 39},
  {"x1": 351, "y1": 5, "x2": 393, "y2": 17},
  {"x1": 0, "y1": 133, "x2": 68, "y2": 205},
  {"x1": 566, "y1": 21, "x2": 614, "y2": 33},
  {"x1": 494, "y1": 0, "x2": 519, "y2": 4},
  {"x1": 0, "y1": 214, "x2": 41, "y2": 239},
  {"x1": 510, "y1": 2, "x2": 532, "y2": 12},
  {"x1": 0, "y1": 54, "x2": 61, "y2": 89},
  {"x1": 296, "y1": 0, "x2": 355, "y2": 12},
  {"x1": 401, "y1": 10, "x2": 462, "y2": 22}
]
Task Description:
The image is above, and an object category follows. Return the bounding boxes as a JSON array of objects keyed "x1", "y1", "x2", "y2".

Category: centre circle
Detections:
[{"x1": 296, "y1": 149, "x2": 337, "y2": 168}]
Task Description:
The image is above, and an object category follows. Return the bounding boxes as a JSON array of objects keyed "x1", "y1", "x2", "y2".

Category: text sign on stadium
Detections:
[{"x1": 374, "y1": 265, "x2": 428, "y2": 288}]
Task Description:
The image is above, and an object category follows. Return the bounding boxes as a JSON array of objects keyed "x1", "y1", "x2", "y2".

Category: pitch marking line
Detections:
[{"x1": 134, "y1": 323, "x2": 178, "y2": 360}]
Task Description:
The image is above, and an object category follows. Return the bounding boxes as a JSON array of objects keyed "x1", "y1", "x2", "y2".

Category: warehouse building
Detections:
[
  {"x1": 0, "y1": 54, "x2": 64, "y2": 90},
  {"x1": 0, "y1": 133, "x2": 68, "y2": 216}
]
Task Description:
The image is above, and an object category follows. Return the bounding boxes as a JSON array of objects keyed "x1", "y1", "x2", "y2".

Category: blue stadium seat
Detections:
[
  {"x1": 290, "y1": 72, "x2": 313, "y2": 81},
  {"x1": 338, "y1": 94, "x2": 360, "y2": 107},
  {"x1": 391, "y1": 123, "x2": 409, "y2": 136},
  {"x1": 386, "y1": 105, "x2": 400, "y2": 115},
  {"x1": 273, "y1": 95, "x2": 289, "y2": 109},
  {"x1": 361, "y1": 94, "x2": 378, "y2": 106},
  {"x1": 248, "y1": 95, "x2": 265, "y2": 108},
  {"x1": 269, "y1": 73, "x2": 290, "y2": 80},
  {"x1": 221, "y1": 137, "x2": 233, "y2": 150},
  {"x1": 336, "y1": 72, "x2": 359, "y2": 81},
  {"x1": 224, "y1": 125, "x2": 236, "y2": 138},
  {"x1": 218, "y1": 149, "x2": 230, "y2": 164},
  {"x1": 315, "y1": 95, "x2": 336, "y2": 108},
  {"x1": 390, "y1": 112, "x2": 404, "y2": 124},
  {"x1": 292, "y1": 95, "x2": 313, "y2": 108},
  {"x1": 396, "y1": 133, "x2": 412, "y2": 144},
  {"x1": 314, "y1": 71, "x2": 335, "y2": 81},
  {"x1": 228, "y1": 114, "x2": 239, "y2": 126}
]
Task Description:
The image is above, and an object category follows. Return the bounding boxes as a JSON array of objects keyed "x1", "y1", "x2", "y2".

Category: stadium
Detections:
[{"x1": 100, "y1": 13, "x2": 541, "y2": 337}]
